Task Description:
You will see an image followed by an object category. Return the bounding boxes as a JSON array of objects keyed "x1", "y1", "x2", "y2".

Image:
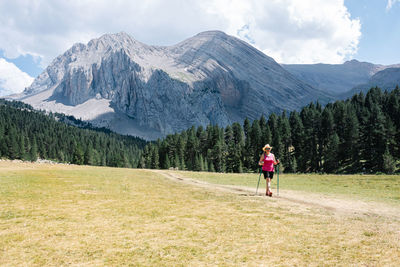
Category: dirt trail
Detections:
[{"x1": 152, "y1": 170, "x2": 400, "y2": 221}]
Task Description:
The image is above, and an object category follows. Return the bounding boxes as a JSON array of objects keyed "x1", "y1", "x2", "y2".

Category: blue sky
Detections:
[
  {"x1": 345, "y1": 0, "x2": 400, "y2": 65},
  {"x1": 0, "y1": 0, "x2": 399, "y2": 96},
  {"x1": 0, "y1": 50, "x2": 43, "y2": 78}
]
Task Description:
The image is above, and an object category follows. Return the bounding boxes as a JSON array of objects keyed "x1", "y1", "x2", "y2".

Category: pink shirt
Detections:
[{"x1": 262, "y1": 153, "x2": 276, "y2": 172}]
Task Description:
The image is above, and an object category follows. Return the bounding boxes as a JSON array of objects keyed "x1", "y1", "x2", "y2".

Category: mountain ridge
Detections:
[
  {"x1": 14, "y1": 31, "x2": 333, "y2": 139},
  {"x1": 340, "y1": 67, "x2": 400, "y2": 99},
  {"x1": 283, "y1": 59, "x2": 400, "y2": 94}
]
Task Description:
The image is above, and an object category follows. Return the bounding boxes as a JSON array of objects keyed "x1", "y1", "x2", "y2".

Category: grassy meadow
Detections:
[
  {"x1": 171, "y1": 171, "x2": 400, "y2": 205},
  {"x1": 0, "y1": 161, "x2": 399, "y2": 266}
]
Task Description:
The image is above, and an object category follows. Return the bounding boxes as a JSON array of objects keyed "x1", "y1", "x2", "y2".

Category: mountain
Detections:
[
  {"x1": 14, "y1": 31, "x2": 333, "y2": 139},
  {"x1": 340, "y1": 67, "x2": 400, "y2": 99},
  {"x1": 283, "y1": 60, "x2": 400, "y2": 94}
]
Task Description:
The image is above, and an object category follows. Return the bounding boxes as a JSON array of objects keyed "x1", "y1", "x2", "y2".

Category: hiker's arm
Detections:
[
  {"x1": 258, "y1": 154, "x2": 264, "y2": 166},
  {"x1": 273, "y1": 155, "x2": 279, "y2": 165}
]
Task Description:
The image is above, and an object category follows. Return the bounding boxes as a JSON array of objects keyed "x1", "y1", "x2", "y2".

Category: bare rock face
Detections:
[{"x1": 18, "y1": 31, "x2": 332, "y2": 139}]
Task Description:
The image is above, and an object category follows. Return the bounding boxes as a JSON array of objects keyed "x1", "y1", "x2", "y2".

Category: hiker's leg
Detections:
[{"x1": 266, "y1": 178, "x2": 271, "y2": 195}]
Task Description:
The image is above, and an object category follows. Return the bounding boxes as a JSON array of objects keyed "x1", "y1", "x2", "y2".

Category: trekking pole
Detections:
[
  {"x1": 255, "y1": 167, "x2": 262, "y2": 195},
  {"x1": 277, "y1": 163, "x2": 280, "y2": 196}
]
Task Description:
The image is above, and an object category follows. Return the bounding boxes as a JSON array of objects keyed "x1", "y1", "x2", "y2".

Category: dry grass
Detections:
[{"x1": 0, "y1": 162, "x2": 399, "y2": 266}]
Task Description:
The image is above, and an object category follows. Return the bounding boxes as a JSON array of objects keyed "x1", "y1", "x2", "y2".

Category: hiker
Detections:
[{"x1": 259, "y1": 144, "x2": 279, "y2": 197}]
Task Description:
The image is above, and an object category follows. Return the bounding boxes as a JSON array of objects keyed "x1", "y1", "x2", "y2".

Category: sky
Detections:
[{"x1": 0, "y1": 0, "x2": 399, "y2": 96}]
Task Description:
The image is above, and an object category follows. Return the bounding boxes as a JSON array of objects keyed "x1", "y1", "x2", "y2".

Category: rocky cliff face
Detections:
[{"x1": 18, "y1": 31, "x2": 332, "y2": 139}]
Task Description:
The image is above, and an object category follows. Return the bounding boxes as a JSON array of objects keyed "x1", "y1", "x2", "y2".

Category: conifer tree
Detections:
[
  {"x1": 73, "y1": 144, "x2": 84, "y2": 165},
  {"x1": 19, "y1": 135, "x2": 26, "y2": 160},
  {"x1": 209, "y1": 160, "x2": 215, "y2": 172},
  {"x1": 177, "y1": 136, "x2": 186, "y2": 169},
  {"x1": 250, "y1": 119, "x2": 262, "y2": 170},
  {"x1": 263, "y1": 126, "x2": 272, "y2": 148},
  {"x1": 185, "y1": 126, "x2": 197, "y2": 170},
  {"x1": 139, "y1": 156, "x2": 146, "y2": 169},
  {"x1": 332, "y1": 101, "x2": 346, "y2": 165},
  {"x1": 278, "y1": 111, "x2": 291, "y2": 171},
  {"x1": 7, "y1": 129, "x2": 19, "y2": 159},
  {"x1": 243, "y1": 118, "x2": 252, "y2": 170},
  {"x1": 289, "y1": 111, "x2": 304, "y2": 171},
  {"x1": 92, "y1": 149, "x2": 100, "y2": 166},
  {"x1": 310, "y1": 104, "x2": 322, "y2": 171},
  {"x1": 343, "y1": 105, "x2": 360, "y2": 171},
  {"x1": 299, "y1": 106, "x2": 314, "y2": 171},
  {"x1": 0, "y1": 123, "x2": 3, "y2": 144},
  {"x1": 197, "y1": 126, "x2": 208, "y2": 157},
  {"x1": 164, "y1": 154, "x2": 171, "y2": 169},
  {"x1": 84, "y1": 145, "x2": 94, "y2": 165},
  {"x1": 212, "y1": 139, "x2": 225, "y2": 172},
  {"x1": 269, "y1": 113, "x2": 283, "y2": 163},
  {"x1": 199, "y1": 154, "x2": 205, "y2": 171},
  {"x1": 180, "y1": 156, "x2": 186, "y2": 170},
  {"x1": 143, "y1": 146, "x2": 151, "y2": 168},
  {"x1": 193, "y1": 154, "x2": 201, "y2": 171},
  {"x1": 386, "y1": 88, "x2": 400, "y2": 158},
  {"x1": 30, "y1": 137, "x2": 38, "y2": 162},
  {"x1": 324, "y1": 133, "x2": 340, "y2": 173},
  {"x1": 151, "y1": 146, "x2": 160, "y2": 169},
  {"x1": 384, "y1": 117, "x2": 397, "y2": 157},
  {"x1": 203, "y1": 156, "x2": 208, "y2": 171},
  {"x1": 320, "y1": 107, "x2": 334, "y2": 147},
  {"x1": 232, "y1": 122, "x2": 245, "y2": 147},
  {"x1": 224, "y1": 126, "x2": 235, "y2": 173},
  {"x1": 383, "y1": 148, "x2": 396, "y2": 174},
  {"x1": 259, "y1": 115, "x2": 269, "y2": 145},
  {"x1": 174, "y1": 154, "x2": 180, "y2": 169}
]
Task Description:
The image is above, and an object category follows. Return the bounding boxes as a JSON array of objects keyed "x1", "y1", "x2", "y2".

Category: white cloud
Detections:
[
  {"x1": 205, "y1": 0, "x2": 361, "y2": 64},
  {"x1": 387, "y1": 0, "x2": 400, "y2": 10},
  {"x1": 0, "y1": 0, "x2": 361, "y2": 66},
  {"x1": 0, "y1": 58, "x2": 34, "y2": 96},
  {"x1": 0, "y1": 0, "x2": 221, "y2": 67}
]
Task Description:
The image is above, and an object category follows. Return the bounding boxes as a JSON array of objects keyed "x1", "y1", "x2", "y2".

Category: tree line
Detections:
[
  {"x1": 0, "y1": 100, "x2": 147, "y2": 167},
  {"x1": 140, "y1": 86, "x2": 400, "y2": 174}
]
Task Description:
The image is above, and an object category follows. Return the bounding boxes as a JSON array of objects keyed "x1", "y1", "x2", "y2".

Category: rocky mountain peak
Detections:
[
  {"x1": 343, "y1": 59, "x2": 360, "y2": 65},
  {"x1": 17, "y1": 31, "x2": 333, "y2": 139},
  {"x1": 88, "y1": 32, "x2": 146, "y2": 51},
  {"x1": 170, "y1": 30, "x2": 261, "y2": 57}
]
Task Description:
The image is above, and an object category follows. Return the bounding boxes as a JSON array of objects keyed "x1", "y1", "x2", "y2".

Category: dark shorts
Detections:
[{"x1": 262, "y1": 171, "x2": 274, "y2": 179}]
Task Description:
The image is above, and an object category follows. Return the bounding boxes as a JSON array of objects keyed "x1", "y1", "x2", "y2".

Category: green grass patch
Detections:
[{"x1": 173, "y1": 171, "x2": 400, "y2": 204}]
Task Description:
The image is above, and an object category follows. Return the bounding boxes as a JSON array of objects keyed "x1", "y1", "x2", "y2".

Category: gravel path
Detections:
[{"x1": 152, "y1": 170, "x2": 400, "y2": 221}]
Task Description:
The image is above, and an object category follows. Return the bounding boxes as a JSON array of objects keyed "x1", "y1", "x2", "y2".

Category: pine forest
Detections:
[
  {"x1": 1, "y1": 86, "x2": 399, "y2": 174},
  {"x1": 140, "y1": 86, "x2": 400, "y2": 174},
  {"x1": 0, "y1": 99, "x2": 147, "y2": 167}
]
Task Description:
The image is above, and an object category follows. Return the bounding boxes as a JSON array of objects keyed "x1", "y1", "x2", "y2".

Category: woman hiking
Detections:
[{"x1": 259, "y1": 144, "x2": 279, "y2": 197}]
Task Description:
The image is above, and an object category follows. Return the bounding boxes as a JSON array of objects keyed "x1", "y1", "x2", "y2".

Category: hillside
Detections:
[
  {"x1": 340, "y1": 68, "x2": 400, "y2": 99},
  {"x1": 283, "y1": 59, "x2": 400, "y2": 94},
  {"x1": 0, "y1": 99, "x2": 146, "y2": 167}
]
